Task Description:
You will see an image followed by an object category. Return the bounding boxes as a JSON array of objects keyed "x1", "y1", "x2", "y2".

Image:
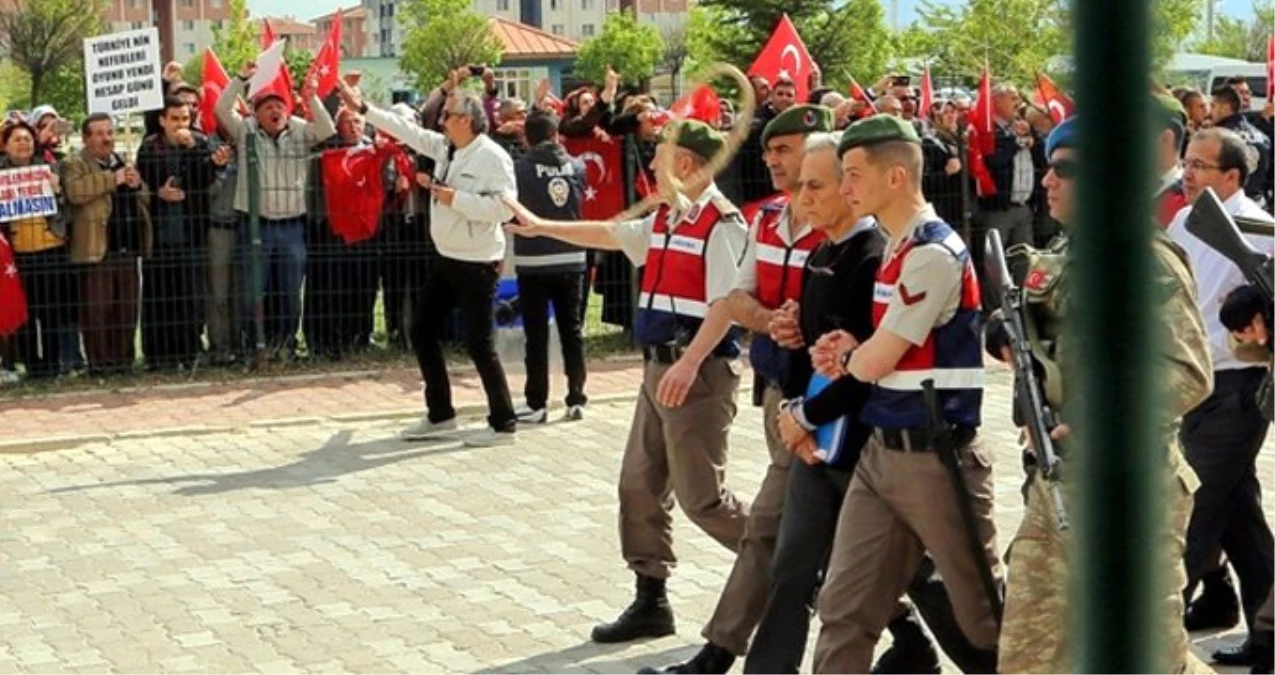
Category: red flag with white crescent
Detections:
[
  {"x1": 563, "y1": 136, "x2": 625, "y2": 220},
  {"x1": 0, "y1": 231, "x2": 28, "y2": 336},
  {"x1": 748, "y1": 14, "x2": 814, "y2": 103},
  {"x1": 669, "y1": 85, "x2": 721, "y2": 126},
  {"x1": 847, "y1": 76, "x2": 877, "y2": 118},
  {"x1": 970, "y1": 63, "x2": 996, "y2": 155},
  {"x1": 919, "y1": 63, "x2": 934, "y2": 119},
  {"x1": 307, "y1": 10, "x2": 342, "y2": 99},
  {"x1": 321, "y1": 144, "x2": 395, "y2": 244},
  {"x1": 1034, "y1": 72, "x2": 1074, "y2": 124}
]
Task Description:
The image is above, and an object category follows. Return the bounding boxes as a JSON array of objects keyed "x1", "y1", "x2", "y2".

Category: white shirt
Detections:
[
  {"x1": 365, "y1": 105, "x2": 516, "y2": 262},
  {"x1": 610, "y1": 184, "x2": 748, "y2": 305},
  {"x1": 1168, "y1": 190, "x2": 1275, "y2": 371}
]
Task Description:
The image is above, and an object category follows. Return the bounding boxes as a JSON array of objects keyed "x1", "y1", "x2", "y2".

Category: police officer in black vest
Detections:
[{"x1": 511, "y1": 112, "x2": 590, "y2": 424}]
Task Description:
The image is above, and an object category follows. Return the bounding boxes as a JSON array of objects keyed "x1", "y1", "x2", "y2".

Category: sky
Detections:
[{"x1": 245, "y1": 0, "x2": 1258, "y2": 33}]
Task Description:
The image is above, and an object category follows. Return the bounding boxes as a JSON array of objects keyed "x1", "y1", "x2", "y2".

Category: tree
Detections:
[
  {"x1": 575, "y1": 12, "x2": 664, "y2": 86},
  {"x1": 210, "y1": 0, "x2": 258, "y2": 74},
  {"x1": 661, "y1": 24, "x2": 690, "y2": 98},
  {"x1": 1195, "y1": 1, "x2": 1275, "y2": 61},
  {"x1": 285, "y1": 48, "x2": 314, "y2": 87},
  {"x1": 399, "y1": 0, "x2": 503, "y2": 93},
  {"x1": 693, "y1": 0, "x2": 892, "y2": 88},
  {"x1": 0, "y1": 0, "x2": 101, "y2": 106}
]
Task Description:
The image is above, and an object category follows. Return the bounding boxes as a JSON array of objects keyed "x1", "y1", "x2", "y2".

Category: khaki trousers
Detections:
[
  {"x1": 620, "y1": 357, "x2": 749, "y2": 579},
  {"x1": 703, "y1": 383, "x2": 791, "y2": 655},
  {"x1": 813, "y1": 435, "x2": 1003, "y2": 674},
  {"x1": 999, "y1": 448, "x2": 1212, "y2": 674}
]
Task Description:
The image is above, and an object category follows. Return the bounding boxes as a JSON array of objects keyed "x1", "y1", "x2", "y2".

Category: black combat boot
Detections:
[
  {"x1": 1185, "y1": 567, "x2": 1241, "y2": 631},
  {"x1": 871, "y1": 613, "x2": 941, "y2": 674},
  {"x1": 637, "y1": 642, "x2": 735, "y2": 674},
  {"x1": 1251, "y1": 630, "x2": 1274, "y2": 674},
  {"x1": 591, "y1": 574, "x2": 676, "y2": 643}
]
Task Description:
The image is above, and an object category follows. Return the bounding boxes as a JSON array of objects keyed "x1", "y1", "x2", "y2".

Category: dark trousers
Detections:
[
  {"x1": 381, "y1": 212, "x2": 429, "y2": 349},
  {"x1": 517, "y1": 271, "x2": 588, "y2": 410},
  {"x1": 745, "y1": 460, "x2": 992, "y2": 674},
  {"x1": 141, "y1": 246, "x2": 204, "y2": 367},
  {"x1": 1182, "y1": 367, "x2": 1274, "y2": 629},
  {"x1": 238, "y1": 217, "x2": 306, "y2": 351},
  {"x1": 412, "y1": 256, "x2": 516, "y2": 431},
  {"x1": 13, "y1": 247, "x2": 77, "y2": 377},
  {"x1": 303, "y1": 222, "x2": 378, "y2": 357},
  {"x1": 81, "y1": 254, "x2": 140, "y2": 371}
]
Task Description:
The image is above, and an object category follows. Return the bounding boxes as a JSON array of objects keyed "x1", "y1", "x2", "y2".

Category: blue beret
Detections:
[{"x1": 1045, "y1": 116, "x2": 1078, "y2": 158}]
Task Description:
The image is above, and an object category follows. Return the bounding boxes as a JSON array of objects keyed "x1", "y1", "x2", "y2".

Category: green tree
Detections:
[
  {"x1": 693, "y1": 0, "x2": 892, "y2": 89},
  {"x1": 399, "y1": 0, "x2": 503, "y2": 93},
  {"x1": 0, "y1": 0, "x2": 102, "y2": 106},
  {"x1": 0, "y1": 60, "x2": 87, "y2": 119},
  {"x1": 1195, "y1": 1, "x2": 1275, "y2": 61},
  {"x1": 285, "y1": 48, "x2": 314, "y2": 87},
  {"x1": 575, "y1": 12, "x2": 664, "y2": 85},
  {"x1": 210, "y1": 0, "x2": 259, "y2": 74}
]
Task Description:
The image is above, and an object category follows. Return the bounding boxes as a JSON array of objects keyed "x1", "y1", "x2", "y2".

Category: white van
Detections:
[{"x1": 1165, "y1": 53, "x2": 1269, "y2": 108}]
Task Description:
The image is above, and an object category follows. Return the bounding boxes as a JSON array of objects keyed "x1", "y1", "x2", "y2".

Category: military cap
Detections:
[
  {"x1": 761, "y1": 104, "x2": 834, "y2": 146},
  {"x1": 836, "y1": 114, "x2": 920, "y2": 156},
  {"x1": 661, "y1": 119, "x2": 725, "y2": 162},
  {"x1": 1152, "y1": 93, "x2": 1187, "y2": 148},
  {"x1": 1045, "y1": 115, "x2": 1079, "y2": 157}
]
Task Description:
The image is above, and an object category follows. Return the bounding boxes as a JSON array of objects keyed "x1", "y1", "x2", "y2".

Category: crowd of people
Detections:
[{"x1": 1, "y1": 49, "x2": 1273, "y2": 674}]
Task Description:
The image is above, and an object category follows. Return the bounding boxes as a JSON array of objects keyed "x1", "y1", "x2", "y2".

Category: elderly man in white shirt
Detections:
[
  {"x1": 338, "y1": 75, "x2": 519, "y2": 448},
  {"x1": 1168, "y1": 126, "x2": 1275, "y2": 668}
]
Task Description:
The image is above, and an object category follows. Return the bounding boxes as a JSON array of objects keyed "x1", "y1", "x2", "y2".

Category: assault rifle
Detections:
[
  {"x1": 1185, "y1": 187, "x2": 1273, "y2": 309},
  {"x1": 984, "y1": 229, "x2": 1070, "y2": 531}
]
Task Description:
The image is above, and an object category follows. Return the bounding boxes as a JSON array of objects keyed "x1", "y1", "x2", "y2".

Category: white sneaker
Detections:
[
  {"x1": 399, "y1": 416, "x2": 459, "y2": 440},
  {"x1": 564, "y1": 405, "x2": 585, "y2": 421},
  {"x1": 463, "y1": 428, "x2": 516, "y2": 447},
  {"x1": 516, "y1": 407, "x2": 548, "y2": 424}
]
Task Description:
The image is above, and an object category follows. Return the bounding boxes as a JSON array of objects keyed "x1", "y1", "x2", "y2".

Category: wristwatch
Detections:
[{"x1": 839, "y1": 347, "x2": 855, "y2": 375}]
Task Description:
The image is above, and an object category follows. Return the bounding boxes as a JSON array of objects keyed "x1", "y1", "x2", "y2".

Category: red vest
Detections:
[
  {"x1": 1157, "y1": 181, "x2": 1189, "y2": 229},
  {"x1": 752, "y1": 196, "x2": 823, "y2": 309},
  {"x1": 638, "y1": 200, "x2": 723, "y2": 324}
]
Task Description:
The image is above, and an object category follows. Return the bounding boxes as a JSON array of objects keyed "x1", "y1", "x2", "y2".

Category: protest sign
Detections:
[
  {"x1": 0, "y1": 166, "x2": 59, "y2": 222},
  {"x1": 84, "y1": 27, "x2": 164, "y2": 115}
]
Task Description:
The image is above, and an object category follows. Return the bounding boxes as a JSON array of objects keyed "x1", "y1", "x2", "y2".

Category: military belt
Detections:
[{"x1": 875, "y1": 426, "x2": 976, "y2": 452}]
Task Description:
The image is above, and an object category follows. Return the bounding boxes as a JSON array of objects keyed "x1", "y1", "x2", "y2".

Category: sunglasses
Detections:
[{"x1": 1049, "y1": 158, "x2": 1079, "y2": 179}]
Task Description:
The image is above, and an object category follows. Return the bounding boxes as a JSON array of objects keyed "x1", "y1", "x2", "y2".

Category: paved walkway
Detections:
[
  {"x1": 0, "y1": 363, "x2": 1267, "y2": 673},
  {"x1": 0, "y1": 359, "x2": 646, "y2": 451}
]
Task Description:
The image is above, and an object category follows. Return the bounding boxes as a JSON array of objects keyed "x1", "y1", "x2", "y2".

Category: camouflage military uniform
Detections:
[{"x1": 997, "y1": 230, "x2": 1215, "y2": 674}]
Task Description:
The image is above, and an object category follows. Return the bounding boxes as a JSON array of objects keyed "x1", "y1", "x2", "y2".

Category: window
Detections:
[
  {"x1": 582, "y1": 0, "x2": 595, "y2": 9},
  {"x1": 131, "y1": 21, "x2": 145, "y2": 29},
  {"x1": 581, "y1": 23, "x2": 595, "y2": 36},
  {"x1": 550, "y1": 23, "x2": 564, "y2": 34},
  {"x1": 183, "y1": 42, "x2": 195, "y2": 55},
  {"x1": 496, "y1": 0, "x2": 510, "y2": 10},
  {"x1": 549, "y1": 0, "x2": 560, "y2": 9},
  {"x1": 130, "y1": 0, "x2": 141, "y2": 8},
  {"x1": 495, "y1": 68, "x2": 534, "y2": 101},
  {"x1": 211, "y1": 0, "x2": 222, "y2": 7},
  {"x1": 181, "y1": 20, "x2": 194, "y2": 30},
  {"x1": 213, "y1": 19, "x2": 224, "y2": 29},
  {"x1": 179, "y1": 0, "x2": 194, "y2": 6}
]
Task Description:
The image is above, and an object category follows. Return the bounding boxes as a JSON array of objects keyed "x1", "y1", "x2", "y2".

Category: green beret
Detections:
[
  {"x1": 1153, "y1": 92, "x2": 1187, "y2": 126},
  {"x1": 761, "y1": 104, "x2": 834, "y2": 146},
  {"x1": 661, "y1": 119, "x2": 725, "y2": 162},
  {"x1": 837, "y1": 114, "x2": 921, "y2": 156}
]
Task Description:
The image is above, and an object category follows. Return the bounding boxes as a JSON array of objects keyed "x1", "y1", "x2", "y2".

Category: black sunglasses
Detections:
[{"x1": 1049, "y1": 158, "x2": 1079, "y2": 179}]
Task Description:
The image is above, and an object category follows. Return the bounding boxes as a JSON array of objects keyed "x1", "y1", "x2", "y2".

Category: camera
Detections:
[{"x1": 893, "y1": 75, "x2": 912, "y2": 87}]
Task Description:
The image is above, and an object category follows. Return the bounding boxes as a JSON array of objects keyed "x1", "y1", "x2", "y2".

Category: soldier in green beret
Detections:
[
  {"x1": 505, "y1": 119, "x2": 756, "y2": 646},
  {"x1": 806, "y1": 113, "x2": 1004, "y2": 673}
]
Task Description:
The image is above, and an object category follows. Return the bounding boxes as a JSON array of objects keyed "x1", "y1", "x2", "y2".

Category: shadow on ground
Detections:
[{"x1": 48, "y1": 429, "x2": 468, "y2": 496}]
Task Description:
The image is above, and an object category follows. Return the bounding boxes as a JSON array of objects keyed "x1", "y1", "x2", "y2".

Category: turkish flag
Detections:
[
  {"x1": 1034, "y1": 72, "x2": 1074, "y2": 124},
  {"x1": 0, "y1": 232, "x2": 28, "y2": 336},
  {"x1": 918, "y1": 63, "x2": 934, "y2": 119},
  {"x1": 321, "y1": 144, "x2": 395, "y2": 244},
  {"x1": 308, "y1": 10, "x2": 342, "y2": 99},
  {"x1": 254, "y1": 20, "x2": 296, "y2": 115},
  {"x1": 200, "y1": 48, "x2": 232, "y2": 134},
  {"x1": 965, "y1": 135, "x2": 998, "y2": 197},
  {"x1": 847, "y1": 76, "x2": 877, "y2": 118},
  {"x1": 669, "y1": 84, "x2": 721, "y2": 126},
  {"x1": 563, "y1": 136, "x2": 625, "y2": 220},
  {"x1": 970, "y1": 64, "x2": 996, "y2": 155},
  {"x1": 749, "y1": 14, "x2": 814, "y2": 103}
]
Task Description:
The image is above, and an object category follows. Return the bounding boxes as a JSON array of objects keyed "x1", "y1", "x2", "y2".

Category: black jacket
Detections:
[
  {"x1": 1217, "y1": 112, "x2": 1274, "y2": 205},
  {"x1": 513, "y1": 141, "x2": 586, "y2": 275},
  {"x1": 921, "y1": 131, "x2": 974, "y2": 227},
  {"x1": 135, "y1": 131, "x2": 218, "y2": 248},
  {"x1": 783, "y1": 225, "x2": 886, "y2": 470},
  {"x1": 978, "y1": 120, "x2": 1043, "y2": 212}
]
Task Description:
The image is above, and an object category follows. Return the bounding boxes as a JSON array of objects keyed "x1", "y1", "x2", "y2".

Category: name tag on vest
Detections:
[
  {"x1": 667, "y1": 234, "x2": 706, "y2": 256},
  {"x1": 874, "y1": 282, "x2": 895, "y2": 302}
]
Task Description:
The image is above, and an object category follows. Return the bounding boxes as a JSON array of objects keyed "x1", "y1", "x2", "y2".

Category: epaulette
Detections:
[{"x1": 711, "y1": 193, "x2": 745, "y2": 224}]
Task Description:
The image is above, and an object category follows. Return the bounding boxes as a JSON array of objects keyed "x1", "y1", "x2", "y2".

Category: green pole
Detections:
[
  {"x1": 1070, "y1": 0, "x2": 1161, "y2": 669},
  {"x1": 246, "y1": 133, "x2": 266, "y2": 360}
]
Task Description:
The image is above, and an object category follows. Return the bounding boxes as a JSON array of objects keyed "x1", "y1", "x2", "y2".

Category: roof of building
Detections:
[
  {"x1": 311, "y1": 5, "x2": 368, "y2": 23},
  {"x1": 263, "y1": 16, "x2": 315, "y2": 35},
  {"x1": 488, "y1": 16, "x2": 578, "y2": 61}
]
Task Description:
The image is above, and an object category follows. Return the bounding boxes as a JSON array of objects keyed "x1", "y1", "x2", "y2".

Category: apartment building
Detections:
[
  {"x1": 364, "y1": 0, "x2": 688, "y2": 58},
  {"x1": 313, "y1": 5, "x2": 370, "y2": 57}
]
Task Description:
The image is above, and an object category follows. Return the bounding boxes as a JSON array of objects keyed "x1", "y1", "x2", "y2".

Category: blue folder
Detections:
[{"x1": 805, "y1": 372, "x2": 850, "y2": 464}]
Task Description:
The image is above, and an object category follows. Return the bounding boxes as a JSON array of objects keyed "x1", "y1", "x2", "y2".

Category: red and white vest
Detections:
[
  {"x1": 861, "y1": 220, "x2": 984, "y2": 429},
  {"x1": 635, "y1": 196, "x2": 741, "y2": 356},
  {"x1": 752, "y1": 195, "x2": 824, "y2": 310}
]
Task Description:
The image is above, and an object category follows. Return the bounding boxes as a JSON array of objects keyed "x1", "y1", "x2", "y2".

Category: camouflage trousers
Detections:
[{"x1": 998, "y1": 448, "x2": 1213, "y2": 674}]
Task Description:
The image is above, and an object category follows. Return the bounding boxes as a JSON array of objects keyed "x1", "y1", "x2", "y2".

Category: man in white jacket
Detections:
[{"x1": 338, "y1": 76, "x2": 519, "y2": 447}]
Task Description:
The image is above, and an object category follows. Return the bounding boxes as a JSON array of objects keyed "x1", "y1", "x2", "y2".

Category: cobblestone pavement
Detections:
[{"x1": 0, "y1": 367, "x2": 1269, "y2": 673}]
